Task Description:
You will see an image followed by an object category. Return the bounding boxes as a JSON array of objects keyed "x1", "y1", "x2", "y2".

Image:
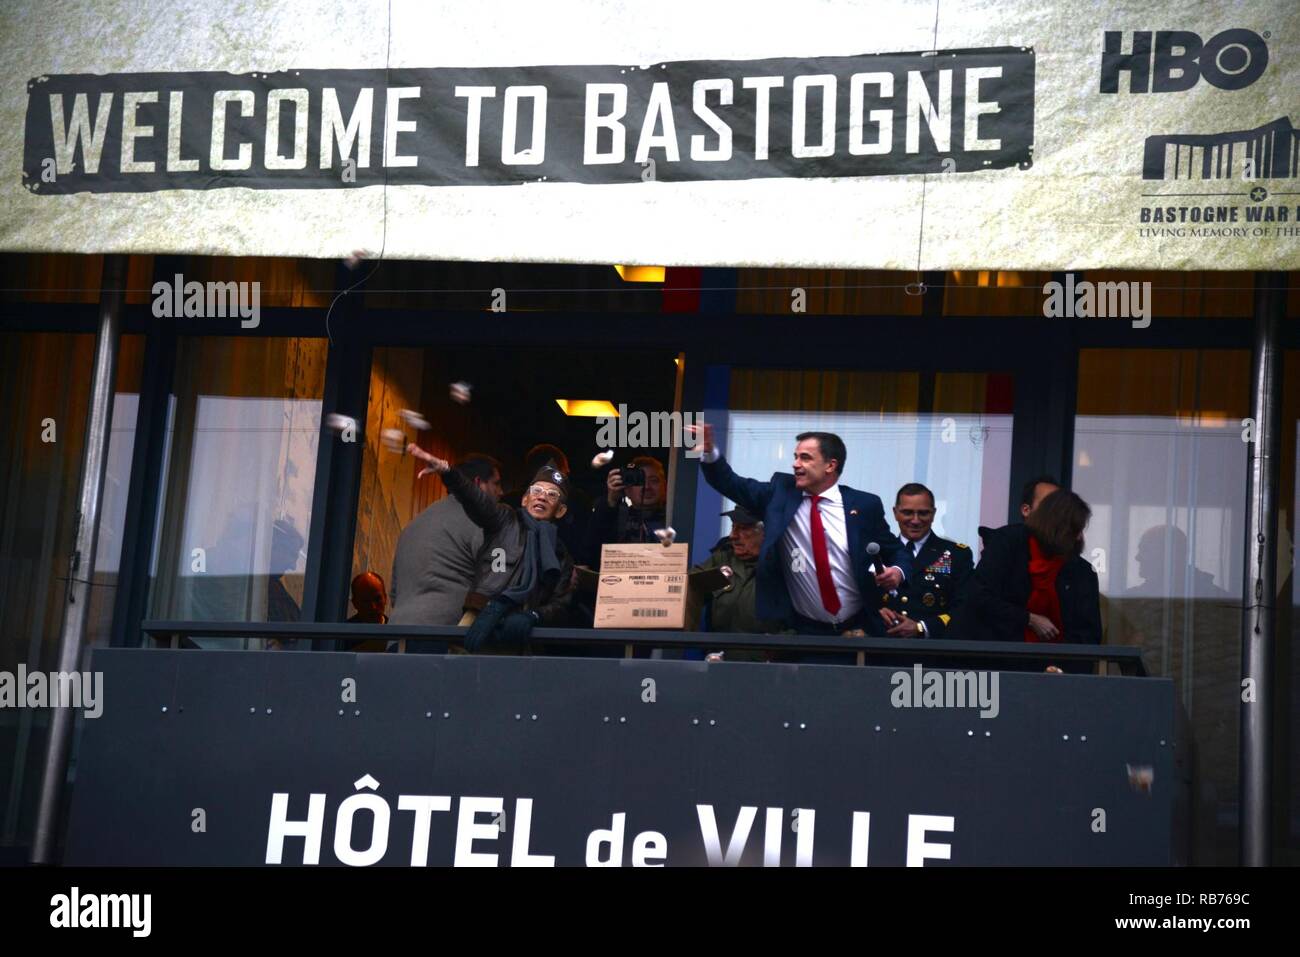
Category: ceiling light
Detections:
[
  {"x1": 614, "y1": 264, "x2": 666, "y2": 283},
  {"x1": 555, "y1": 399, "x2": 620, "y2": 417}
]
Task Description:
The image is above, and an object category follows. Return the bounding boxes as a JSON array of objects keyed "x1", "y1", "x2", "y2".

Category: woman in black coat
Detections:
[{"x1": 964, "y1": 489, "x2": 1102, "y2": 648}]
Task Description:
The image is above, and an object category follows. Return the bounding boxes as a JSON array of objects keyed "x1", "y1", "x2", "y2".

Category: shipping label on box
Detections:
[{"x1": 594, "y1": 543, "x2": 689, "y2": 629}]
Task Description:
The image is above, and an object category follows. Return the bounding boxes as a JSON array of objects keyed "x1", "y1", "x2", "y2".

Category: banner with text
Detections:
[{"x1": 0, "y1": 0, "x2": 1296, "y2": 269}]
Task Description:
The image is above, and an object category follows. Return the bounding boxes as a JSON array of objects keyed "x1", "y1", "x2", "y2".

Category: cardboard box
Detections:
[{"x1": 593, "y1": 543, "x2": 689, "y2": 629}]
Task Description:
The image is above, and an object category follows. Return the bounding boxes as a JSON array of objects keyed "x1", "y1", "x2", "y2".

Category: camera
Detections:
[{"x1": 619, "y1": 466, "x2": 647, "y2": 487}]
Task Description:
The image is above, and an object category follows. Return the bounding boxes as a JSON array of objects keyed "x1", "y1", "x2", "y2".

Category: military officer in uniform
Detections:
[{"x1": 879, "y1": 482, "x2": 973, "y2": 638}]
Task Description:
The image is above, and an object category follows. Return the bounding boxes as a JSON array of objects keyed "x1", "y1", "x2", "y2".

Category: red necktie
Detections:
[{"x1": 809, "y1": 495, "x2": 842, "y2": 616}]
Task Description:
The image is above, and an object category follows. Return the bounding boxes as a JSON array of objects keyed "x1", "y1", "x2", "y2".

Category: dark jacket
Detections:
[
  {"x1": 964, "y1": 523, "x2": 1102, "y2": 644},
  {"x1": 701, "y1": 454, "x2": 911, "y2": 624},
  {"x1": 442, "y1": 468, "x2": 575, "y2": 625},
  {"x1": 584, "y1": 498, "x2": 667, "y2": 566},
  {"x1": 883, "y1": 533, "x2": 974, "y2": 638}
]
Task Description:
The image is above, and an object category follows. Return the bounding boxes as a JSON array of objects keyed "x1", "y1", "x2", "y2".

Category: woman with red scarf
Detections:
[{"x1": 963, "y1": 489, "x2": 1102, "y2": 659}]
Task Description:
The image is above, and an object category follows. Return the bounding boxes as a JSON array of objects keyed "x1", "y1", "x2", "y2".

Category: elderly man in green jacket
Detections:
[{"x1": 689, "y1": 506, "x2": 790, "y2": 661}]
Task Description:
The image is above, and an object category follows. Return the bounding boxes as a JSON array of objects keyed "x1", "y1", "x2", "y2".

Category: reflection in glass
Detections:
[
  {"x1": 1073, "y1": 348, "x2": 1248, "y2": 864},
  {"x1": 148, "y1": 338, "x2": 325, "y2": 631},
  {"x1": 0, "y1": 331, "x2": 143, "y2": 850}
]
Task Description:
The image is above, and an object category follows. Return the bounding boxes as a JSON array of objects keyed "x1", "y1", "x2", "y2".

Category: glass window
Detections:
[
  {"x1": 0, "y1": 331, "x2": 143, "y2": 851},
  {"x1": 1073, "y1": 348, "x2": 1249, "y2": 865},
  {"x1": 352, "y1": 344, "x2": 678, "y2": 621},
  {"x1": 0, "y1": 254, "x2": 157, "y2": 306},
  {"x1": 732, "y1": 269, "x2": 924, "y2": 316},
  {"x1": 943, "y1": 271, "x2": 1054, "y2": 316},
  {"x1": 147, "y1": 337, "x2": 326, "y2": 628},
  {"x1": 361, "y1": 261, "x2": 662, "y2": 312},
  {"x1": 174, "y1": 256, "x2": 334, "y2": 308},
  {"x1": 701, "y1": 369, "x2": 1013, "y2": 553},
  {"x1": 86, "y1": 335, "x2": 146, "y2": 646}
]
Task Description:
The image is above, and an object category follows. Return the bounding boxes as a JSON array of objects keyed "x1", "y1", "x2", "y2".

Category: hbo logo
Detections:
[{"x1": 1100, "y1": 29, "x2": 1268, "y2": 93}]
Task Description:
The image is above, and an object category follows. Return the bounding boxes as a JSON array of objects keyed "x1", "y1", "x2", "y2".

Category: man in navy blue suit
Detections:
[{"x1": 690, "y1": 422, "x2": 910, "y2": 637}]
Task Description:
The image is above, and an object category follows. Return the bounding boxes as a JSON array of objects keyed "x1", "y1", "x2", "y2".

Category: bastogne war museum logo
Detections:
[{"x1": 1100, "y1": 27, "x2": 1298, "y2": 248}]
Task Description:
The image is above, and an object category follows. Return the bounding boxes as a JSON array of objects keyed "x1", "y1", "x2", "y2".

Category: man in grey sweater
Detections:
[{"x1": 388, "y1": 454, "x2": 503, "y2": 632}]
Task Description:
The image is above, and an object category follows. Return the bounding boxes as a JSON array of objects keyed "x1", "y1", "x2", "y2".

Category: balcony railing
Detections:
[{"x1": 141, "y1": 620, "x2": 1147, "y2": 675}]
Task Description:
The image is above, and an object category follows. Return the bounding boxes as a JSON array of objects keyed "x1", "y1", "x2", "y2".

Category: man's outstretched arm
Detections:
[
  {"x1": 409, "y1": 444, "x2": 508, "y2": 533},
  {"x1": 688, "y1": 422, "x2": 776, "y2": 516}
]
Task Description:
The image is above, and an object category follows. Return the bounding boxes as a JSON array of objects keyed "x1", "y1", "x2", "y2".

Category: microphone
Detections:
[
  {"x1": 867, "y1": 541, "x2": 898, "y2": 596},
  {"x1": 865, "y1": 541, "x2": 881, "y2": 575}
]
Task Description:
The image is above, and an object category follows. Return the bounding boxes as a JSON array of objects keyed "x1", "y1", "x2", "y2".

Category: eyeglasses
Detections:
[{"x1": 527, "y1": 485, "x2": 562, "y2": 503}]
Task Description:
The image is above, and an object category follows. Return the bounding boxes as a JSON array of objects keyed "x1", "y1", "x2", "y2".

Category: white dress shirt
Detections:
[
  {"x1": 782, "y1": 483, "x2": 862, "y2": 623},
  {"x1": 701, "y1": 447, "x2": 900, "y2": 623}
]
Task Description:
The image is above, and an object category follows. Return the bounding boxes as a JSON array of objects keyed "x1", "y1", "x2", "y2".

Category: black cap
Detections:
[
  {"x1": 530, "y1": 464, "x2": 570, "y2": 500},
  {"x1": 722, "y1": 504, "x2": 761, "y2": 525}
]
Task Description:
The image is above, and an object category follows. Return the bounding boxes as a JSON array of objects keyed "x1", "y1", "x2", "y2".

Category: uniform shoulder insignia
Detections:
[{"x1": 956, "y1": 543, "x2": 969, "y2": 549}]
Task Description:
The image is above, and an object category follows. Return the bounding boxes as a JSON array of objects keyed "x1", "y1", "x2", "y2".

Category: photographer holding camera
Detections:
[{"x1": 583, "y1": 455, "x2": 669, "y2": 561}]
